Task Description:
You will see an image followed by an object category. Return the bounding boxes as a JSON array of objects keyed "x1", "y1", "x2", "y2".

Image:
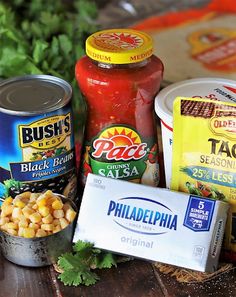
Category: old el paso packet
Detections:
[
  {"x1": 171, "y1": 96, "x2": 236, "y2": 254},
  {"x1": 74, "y1": 173, "x2": 228, "y2": 272}
]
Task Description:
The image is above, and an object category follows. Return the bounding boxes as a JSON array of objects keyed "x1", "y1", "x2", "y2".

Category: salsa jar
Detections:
[{"x1": 75, "y1": 29, "x2": 164, "y2": 186}]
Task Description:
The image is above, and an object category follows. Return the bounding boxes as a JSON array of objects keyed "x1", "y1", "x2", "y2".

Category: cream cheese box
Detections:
[{"x1": 73, "y1": 174, "x2": 229, "y2": 272}]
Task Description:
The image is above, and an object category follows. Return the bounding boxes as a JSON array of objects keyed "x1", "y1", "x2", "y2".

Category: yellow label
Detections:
[
  {"x1": 19, "y1": 113, "x2": 71, "y2": 149},
  {"x1": 188, "y1": 28, "x2": 236, "y2": 72},
  {"x1": 171, "y1": 97, "x2": 236, "y2": 252},
  {"x1": 210, "y1": 115, "x2": 236, "y2": 139}
]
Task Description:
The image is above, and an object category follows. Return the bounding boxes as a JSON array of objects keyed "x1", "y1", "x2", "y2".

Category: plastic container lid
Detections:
[
  {"x1": 155, "y1": 77, "x2": 236, "y2": 128},
  {"x1": 86, "y1": 29, "x2": 153, "y2": 64}
]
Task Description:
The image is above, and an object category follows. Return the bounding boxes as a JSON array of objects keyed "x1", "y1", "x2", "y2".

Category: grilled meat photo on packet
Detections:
[{"x1": 171, "y1": 97, "x2": 236, "y2": 254}]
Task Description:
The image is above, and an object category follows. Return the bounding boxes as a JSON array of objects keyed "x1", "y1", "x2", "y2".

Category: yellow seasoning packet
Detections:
[{"x1": 171, "y1": 96, "x2": 236, "y2": 254}]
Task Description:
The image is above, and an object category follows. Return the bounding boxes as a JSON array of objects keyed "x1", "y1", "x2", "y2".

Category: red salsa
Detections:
[{"x1": 75, "y1": 29, "x2": 164, "y2": 186}]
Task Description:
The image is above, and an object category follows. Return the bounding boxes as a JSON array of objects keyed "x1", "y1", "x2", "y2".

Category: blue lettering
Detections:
[
  {"x1": 115, "y1": 203, "x2": 123, "y2": 217},
  {"x1": 136, "y1": 208, "x2": 144, "y2": 221},
  {"x1": 143, "y1": 209, "x2": 150, "y2": 223},
  {"x1": 129, "y1": 207, "x2": 137, "y2": 220},
  {"x1": 125, "y1": 205, "x2": 130, "y2": 219},
  {"x1": 153, "y1": 211, "x2": 161, "y2": 225},
  {"x1": 107, "y1": 200, "x2": 116, "y2": 215},
  {"x1": 167, "y1": 214, "x2": 172, "y2": 228},
  {"x1": 160, "y1": 213, "x2": 168, "y2": 227},
  {"x1": 170, "y1": 215, "x2": 178, "y2": 230},
  {"x1": 121, "y1": 204, "x2": 127, "y2": 218},
  {"x1": 106, "y1": 200, "x2": 178, "y2": 231},
  {"x1": 148, "y1": 211, "x2": 154, "y2": 224}
]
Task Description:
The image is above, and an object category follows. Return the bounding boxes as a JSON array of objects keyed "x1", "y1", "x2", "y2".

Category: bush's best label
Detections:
[
  {"x1": 19, "y1": 113, "x2": 71, "y2": 149},
  {"x1": 14, "y1": 112, "x2": 74, "y2": 182},
  {"x1": 0, "y1": 106, "x2": 76, "y2": 202}
]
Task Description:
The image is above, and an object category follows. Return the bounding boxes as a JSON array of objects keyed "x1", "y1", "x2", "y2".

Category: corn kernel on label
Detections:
[{"x1": 171, "y1": 97, "x2": 236, "y2": 252}]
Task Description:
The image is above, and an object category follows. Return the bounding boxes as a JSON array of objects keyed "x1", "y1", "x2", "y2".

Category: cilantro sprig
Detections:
[
  {"x1": 0, "y1": 0, "x2": 98, "y2": 134},
  {"x1": 57, "y1": 240, "x2": 117, "y2": 286}
]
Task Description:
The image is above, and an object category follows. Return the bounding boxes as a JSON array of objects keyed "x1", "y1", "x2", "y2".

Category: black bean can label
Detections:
[{"x1": 0, "y1": 75, "x2": 77, "y2": 203}]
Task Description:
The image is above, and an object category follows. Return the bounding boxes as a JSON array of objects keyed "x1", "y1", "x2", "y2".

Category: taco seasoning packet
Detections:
[{"x1": 171, "y1": 97, "x2": 236, "y2": 256}]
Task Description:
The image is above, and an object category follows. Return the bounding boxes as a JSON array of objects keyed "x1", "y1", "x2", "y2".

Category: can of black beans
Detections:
[{"x1": 0, "y1": 75, "x2": 77, "y2": 203}]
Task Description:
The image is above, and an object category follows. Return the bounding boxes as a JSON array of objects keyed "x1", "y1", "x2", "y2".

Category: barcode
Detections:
[{"x1": 193, "y1": 245, "x2": 205, "y2": 259}]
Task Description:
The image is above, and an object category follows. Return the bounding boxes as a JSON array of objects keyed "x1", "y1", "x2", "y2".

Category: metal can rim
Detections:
[{"x1": 0, "y1": 74, "x2": 72, "y2": 115}]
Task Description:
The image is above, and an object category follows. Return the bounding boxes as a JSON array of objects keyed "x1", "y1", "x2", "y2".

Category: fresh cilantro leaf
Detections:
[
  {"x1": 30, "y1": 22, "x2": 43, "y2": 39},
  {"x1": 59, "y1": 269, "x2": 99, "y2": 287},
  {"x1": 57, "y1": 241, "x2": 117, "y2": 287},
  {"x1": 58, "y1": 270, "x2": 82, "y2": 286},
  {"x1": 58, "y1": 251, "x2": 100, "y2": 286},
  {"x1": 73, "y1": 240, "x2": 94, "y2": 252},
  {"x1": 58, "y1": 34, "x2": 72, "y2": 56},
  {"x1": 32, "y1": 40, "x2": 48, "y2": 64},
  {"x1": 95, "y1": 252, "x2": 117, "y2": 269},
  {"x1": 74, "y1": 0, "x2": 97, "y2": 20},
  {"x1": 58, "y1": 252, "x2": 76, "y2": 270},
  {"x1": 0, "y1": 0, "x2": 98, "y2": 135},
  {"x1": 40, "y1": 12, "x2": 60, "y2": 33},
  {"x1": 3, "y1": 179, "x2": 23, "y2": 196},
  {"x1": 82, "y1": 271, "x2": 100, "y2": 286},
  {"x1": 49, "y1": 37, "x2": 59, "y2": 58}
]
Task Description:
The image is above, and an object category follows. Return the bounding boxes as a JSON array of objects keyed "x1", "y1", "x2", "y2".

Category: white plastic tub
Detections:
[{"x1": 155, "y1": 77, "x2": 236, "y2": 188}]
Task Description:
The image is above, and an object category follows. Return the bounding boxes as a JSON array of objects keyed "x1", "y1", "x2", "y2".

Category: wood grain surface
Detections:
[{"x1": 1, "y1": 251, "x2": 236, "y2": 297}]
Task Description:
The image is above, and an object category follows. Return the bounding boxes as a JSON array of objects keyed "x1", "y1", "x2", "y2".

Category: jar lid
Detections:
[{"x1": 85, "y1": 29, "x2": 153, "y2": 64}]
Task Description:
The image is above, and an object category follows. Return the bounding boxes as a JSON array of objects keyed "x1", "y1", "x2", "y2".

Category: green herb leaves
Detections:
[
  {"x1": 0, "y1": 0, "x2": 98, "y2": 116},
  {"x1": 3, "y1": 179, "x2": 22, "y2": 197},
  {"x1": 57, "y1": 240, "x2": 117, "y2": 286}
]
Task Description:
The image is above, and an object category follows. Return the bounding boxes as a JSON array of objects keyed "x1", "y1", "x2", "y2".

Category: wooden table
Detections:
[{"x1": 1, "y1": 251, "x2": 236, "y2": 297}]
